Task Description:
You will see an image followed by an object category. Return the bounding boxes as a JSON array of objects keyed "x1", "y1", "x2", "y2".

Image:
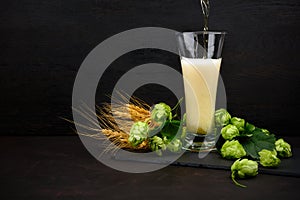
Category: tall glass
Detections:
[{"x1": 176, "y1": 31, "x2": 226, "y2": 152}]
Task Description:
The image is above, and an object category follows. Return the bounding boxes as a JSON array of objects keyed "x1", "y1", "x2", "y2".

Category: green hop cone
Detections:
[
  {"x1": 231, "y1": 158, "x2": 258, "y2": 188},
  {"x1": 261, "y1": 128, "x2": 270, "y2": 135},
  {"x1": 258, "y1": 149, "x2": 281, "y2": 167},
  {"x1": 221, "y1": 124, "x2": 239, "y2": 140},
  {"x1": 167, "y1": 138, "x2": 182, "y2": 153},
  {"x1": 149, "y1": 136, "x2": 167, "y2": 156},
  {"x1": 220, "y1": 140, "x2": 246, "y2": 159},
  {"x1": 128, "y1": 121, "x2": 149, "y2": 147},
  {"x1": 151, "y1": 103, "x2": 172, "y2": 122},
  {"x1": 215, "y1": 108, "x2": 231, "y2": 127},
  {"x1": 230, "y1": 117, "x2": 245, "y2": 132},
  {"x1": 275, "y1": 138, "x2": 292, "y2": 158}
]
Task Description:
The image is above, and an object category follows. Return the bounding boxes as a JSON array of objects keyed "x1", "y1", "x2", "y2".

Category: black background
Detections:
[{"x1": 1, "y1": 0, "x2": 299, "y2": 136}]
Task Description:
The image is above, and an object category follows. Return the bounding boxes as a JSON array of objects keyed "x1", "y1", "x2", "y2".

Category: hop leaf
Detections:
[
  {"x1": 160, "y1": 120, "x2": 182, "y2": 140},
  {"x1": 128, "y1": 121, "x2": 149, "y2": 147},
  {"x1": 220, "y1": 140, "x2": 246, "y2": 159},
  {"x1": 275, "y1": 138, "x2": 292, "y2": 158},
  {"x1": 231, "y1": 158, "x2": 258, "y2": 187},
  {"x1": 244, "y1": 122, "x2": 256, "y2": 136},
  {"x1": 215, "y1": 109, "x2": 231, "y2": 127},
  {"x1": 221, "y1": 124, "x2": 239, "y2": 140},
  {"x1": 258, "y1": 149, "x2": 281, "y2": 167},
  {"x1": 240, "y1": 130, "x2": 276, "y2": 159}
]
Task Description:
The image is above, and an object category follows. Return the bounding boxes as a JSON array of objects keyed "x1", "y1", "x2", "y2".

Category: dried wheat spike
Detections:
[
  {"x1": 126, "y1": 104, "x2": 150, "y2": 122},
  {"x1": 97, "y1": 102, "x2": 150, "y2": 133},
  {"x1": 101, "y1": 129, "x2": 149, "y2": 151}
]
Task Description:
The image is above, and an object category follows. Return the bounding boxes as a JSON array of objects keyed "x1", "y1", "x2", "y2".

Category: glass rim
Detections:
[{"x1": 178, "y1": 31, "x2": 227, "y2": 35}]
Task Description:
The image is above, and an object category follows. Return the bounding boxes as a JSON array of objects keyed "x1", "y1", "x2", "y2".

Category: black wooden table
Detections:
[{"x1": 1, "y1": 136, "x2": 299, "y2": 200}]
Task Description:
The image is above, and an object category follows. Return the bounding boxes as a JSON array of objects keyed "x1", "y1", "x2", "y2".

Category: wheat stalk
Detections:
[
  {"x1": 101, "y1": 129, "x2": 149, "y2": 150},
  {"x1": 68, "y1": 93, "x2": 152, "y2": 153},
  {"x1": 98, "y1": 102, "x2": 150, "y2": 133}
]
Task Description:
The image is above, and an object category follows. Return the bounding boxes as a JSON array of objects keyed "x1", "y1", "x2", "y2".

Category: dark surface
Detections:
[
  {"x1": 1, "y1": 0, "x2": 300, "y2": 135},
  {"x1": 115, "y1": 147, "x2": 300, "y2": 177},
  {"x1": 1, "y1": 136, "x2": 300, "y2": 200}
]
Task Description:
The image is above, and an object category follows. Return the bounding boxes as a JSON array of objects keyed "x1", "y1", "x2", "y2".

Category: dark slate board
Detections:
[{"x1": 113, "y1": 148, "x2": 300, "y2": 177}]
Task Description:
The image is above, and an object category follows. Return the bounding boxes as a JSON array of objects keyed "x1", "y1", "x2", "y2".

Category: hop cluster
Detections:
[
  {"x1": 220, "y1": 140, "x2": 246, "y2": 159},
  {"x1": 150, "y1": 103, "x2": 172, "y2": 123},
  {"x1": 214, "y1": 109, "x2": 293, "y2": 187},
  {"x1": 275, "y1": 138, "x2": 292, "y2": 158},
  {"x1": 221, "y1": 124, "x2": 239, "y2": 140},
  {"x1": 230, "y1": 117, "x2": 245, "y2": 132},
  {"x1": 127, "y1": 102, "x2": 184, "y2": 156},
  {"x1": 231, "y1": 158, "x2": 258, "y2": 188},
  {"x1": 258, "y1": 149, "x2": 281, "y2": 167},
  {"x1": 128, "y1": 121, "x2": 149, "y2": 146},
  {"x1": 231, "y1": 158, "x2": 258, "y2": 178},
  {"x1": 215, "y1": 109, "x2": 245, "y2": 141},
  {"x1": 167, "y1": 138, "x2": 182, "y2": 153},
  {"x1": 149, "y1": 136, "x2": 167, "y2": 156},
  {"x1": 215, "y1": 108, "x2": 231, "y2": 127}
]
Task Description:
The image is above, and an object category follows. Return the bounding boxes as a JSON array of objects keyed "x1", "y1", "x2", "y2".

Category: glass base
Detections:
[{"x1": 182, "y1": 132, "x2": 218, "y2": 154}]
